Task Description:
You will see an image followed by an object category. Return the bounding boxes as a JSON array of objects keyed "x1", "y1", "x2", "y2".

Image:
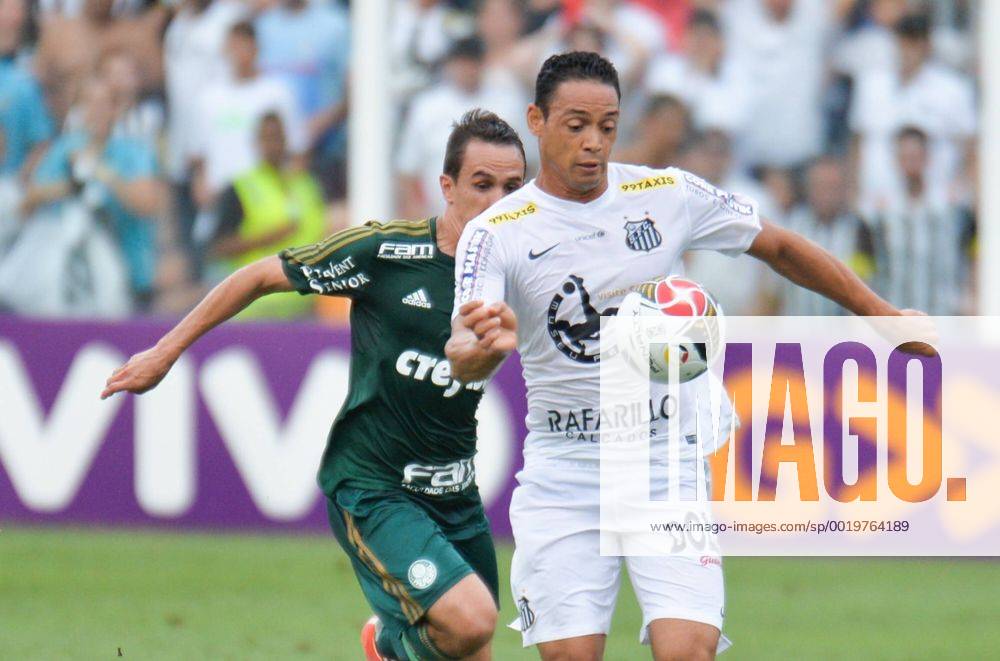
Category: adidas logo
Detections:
[{"x1": 402, "y1": 288, "x2": 432, "y2": 309}]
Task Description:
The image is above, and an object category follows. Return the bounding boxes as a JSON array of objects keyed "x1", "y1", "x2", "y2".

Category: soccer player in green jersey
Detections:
[{"x1": 101, "y1": 109, "x2": 527, "y2": 661}]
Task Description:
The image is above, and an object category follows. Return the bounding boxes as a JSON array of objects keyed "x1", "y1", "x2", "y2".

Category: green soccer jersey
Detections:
[{"x1": 279, "y1": 218, "x2": 488, "y2": 507}]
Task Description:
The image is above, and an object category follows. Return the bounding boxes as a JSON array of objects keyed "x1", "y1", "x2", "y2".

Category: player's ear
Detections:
[
  {"x1": 527, "y1": 104, "x2": 545, "y2": 137},
  {"x1": 440, "y1": 174, "x2": 456, "y2": 205}
]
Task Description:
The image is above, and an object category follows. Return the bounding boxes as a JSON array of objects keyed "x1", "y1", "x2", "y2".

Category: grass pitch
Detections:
[{"x1": 1, "y1": 526, "x2": 997, "y2": 659}]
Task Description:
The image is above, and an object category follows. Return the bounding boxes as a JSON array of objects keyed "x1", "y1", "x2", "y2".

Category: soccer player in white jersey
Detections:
[{"x1": 447, "y1": 52, "x2": 931, "y2": 660}]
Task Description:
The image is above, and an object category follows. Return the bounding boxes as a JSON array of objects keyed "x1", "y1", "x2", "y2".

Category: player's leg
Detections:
[
  {"x1": 327, "y1": 488, "x2": 497, "y2": 659},
  {"x1": 536, "y1": 634, "x2": 606, "y2": 661},
  {"x1": 508, "y1": 482, "x2": 620, "y2": 659},
  {"x1": 646, "y1": 619, "x2": 720, "y2": 661},
  {"x1": 625, "y1": 554, "x2": 729, "y2": 661}
]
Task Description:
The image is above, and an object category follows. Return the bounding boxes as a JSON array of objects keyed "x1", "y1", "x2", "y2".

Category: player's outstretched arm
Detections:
[
  {"x1": 747, "y1": 220, "x2": 935, "y2": 355},
  {"x1": 101, "y1": 256, "x2": 294, "y2": 399},
  {"x1": 748, "y1": 220, "x2": 899, "y2": 316},
  {"x1": 446, "y1": 300, "x2": 517, "y2": 383}
]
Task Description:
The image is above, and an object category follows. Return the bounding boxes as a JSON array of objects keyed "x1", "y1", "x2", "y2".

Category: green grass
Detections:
[{"x1": 1, "y1": 526, "x2": 998, "y2": 660}]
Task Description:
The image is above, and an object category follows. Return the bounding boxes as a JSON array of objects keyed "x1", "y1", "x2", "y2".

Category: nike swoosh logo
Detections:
[{"x1": 528, "y1": 244, "x2": 559, "y2": 260}]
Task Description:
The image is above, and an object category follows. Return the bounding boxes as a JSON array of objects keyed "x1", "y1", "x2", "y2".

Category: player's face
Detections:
[
  {"x1": 530, "y1": 79, "x2": 620, "y2": 196},
  {"x1": 440, "y1": 139, "x2": 525, "y2": 222}
]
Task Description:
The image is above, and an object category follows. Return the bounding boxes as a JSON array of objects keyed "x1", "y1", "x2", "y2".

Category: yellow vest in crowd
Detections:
[{"x1": 232, "y1": 164, "x2": 326, "y2": 319}]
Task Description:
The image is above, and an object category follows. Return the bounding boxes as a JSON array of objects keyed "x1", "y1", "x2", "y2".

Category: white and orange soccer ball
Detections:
[{"x1": 618, "y1": 275, "x2": 723, "y2": 384}]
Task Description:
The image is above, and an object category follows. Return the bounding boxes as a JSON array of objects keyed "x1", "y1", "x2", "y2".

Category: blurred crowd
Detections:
[{"x1": 0, "y1": 0, "x2": 981, "y2": 321}]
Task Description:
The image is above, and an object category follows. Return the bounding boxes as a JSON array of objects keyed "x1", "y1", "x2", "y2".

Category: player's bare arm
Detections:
[
  {"x1": 101, "y1": 256, "x2": 293, "y2": 399},
  {"x1": 446, "y1": 300, "x2": 517, "y2": 383},
  {"x1": 747, "y1": 220, "x2": 897, "y2": 316},
  {"x1": 747, "y1": 220, "x2": 935, "y2": 356}
]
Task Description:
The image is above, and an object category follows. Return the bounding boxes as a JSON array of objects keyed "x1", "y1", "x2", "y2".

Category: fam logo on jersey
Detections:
[
  {"x1": 546, "y1": 275, "x2": 618, "y2": 363},
  {"x1": 402, "y1": 458, "x2": 475, "y2": 496},
  {"x1": 408, "y1": 559, "x2": 437, "y2": 590},
  {"x1": 623, "y1": 214, "x2": 663, "y2": 252},
  {"x1": 378, "y1": 242, "x2": 435, "y2": 259},
  {"x1": 487, "y1": 202, "x2": 537, "y2": 225},
  {"x1": 683, "y1": 173, "x2": 754, "y2": 216},
  {"x1": 619, "y1": 175, "x2": 676, "y2": 193}
]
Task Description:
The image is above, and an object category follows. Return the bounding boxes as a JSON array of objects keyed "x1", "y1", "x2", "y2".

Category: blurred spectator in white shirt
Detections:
[
  {"x1": 396, "y1": 37, "x2": 524, "y2": 219},
  {"x1": 832, "y1": 0, "x2": 906, "y2": 81},
  {"x1": 644, "y1": 9, "x2": 750, "y2": 134},
  {"x1": 190, "y1": 20, "x2": 305, "y2": 212},
  {"x1": 850, "y1": 13, "x2": 977, "y2": 214},
  {"x1": 781, "y1": 155, "x2": 876, "y2": 315},
  {"x1": 614, "y1": 94, "x2": 690, "y2": 170},
  {"x1": 163, "y1": 0, "x2": 247, "y2": 186},
  {"x1": 684, "y1": 128, "x2": 777, "y2": 315},
  {"x1": 724, "y1": 0, "x2": 839, "y2": 169},
  {"x1": 391, "y1": 0, "x2": 473, "y2": 98},
  {"x1": 869, "y1": 126, "x2": 969, "y2": 315}
]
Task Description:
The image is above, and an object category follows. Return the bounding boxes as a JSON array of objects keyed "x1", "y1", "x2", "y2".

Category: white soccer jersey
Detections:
[{"x1": 454, "y1": 163, "x2": 762, "y2": 465}]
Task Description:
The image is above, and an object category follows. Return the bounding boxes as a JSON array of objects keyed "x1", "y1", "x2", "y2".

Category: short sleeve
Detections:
[
  {"x1": 279, "y1": 223, "x2": 379, "y2": 298},
  {"x1": 452, "y1": 222, "x2": 506, "y2": 318},
  {"x1": 681, "y1": 172, "x2": 762, "y2": 257}
]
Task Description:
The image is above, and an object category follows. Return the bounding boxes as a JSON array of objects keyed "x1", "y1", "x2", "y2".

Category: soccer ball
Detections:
[{"x1": 619, "y1": 276, "x2": 723, "y2": 384}]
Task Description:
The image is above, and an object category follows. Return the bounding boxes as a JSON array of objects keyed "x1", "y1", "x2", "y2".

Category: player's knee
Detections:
[
  {"x1": 654, "y1": 638, "x2": 715, "y2": 661},
  {"x1": 431, "y1": 593, "x2": 497, "y2": 655}
]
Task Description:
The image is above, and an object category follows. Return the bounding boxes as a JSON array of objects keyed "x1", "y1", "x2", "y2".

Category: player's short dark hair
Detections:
[
  {"x1": 895, "y1": 13, "x2": 931, "y2": 40},
  {"x1": 897, "y1": 124, "x2": 929, "y2": 146},
  {"x1": 689, "y1": 8, "x2": 721, "y2": 33},
  {"x1": 442, "y1": 108, "x2": 526, "y2": 179},
  {"x1": 229, "y1": 20, "x2": 256, "y2": 42},
  {"x1": 534, "y1": 51, "x2": 620, "y2": 116}
]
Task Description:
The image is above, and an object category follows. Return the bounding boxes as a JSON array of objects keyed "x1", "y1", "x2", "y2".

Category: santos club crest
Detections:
[{"x1": 624, "y1": 215, "x2": 662, "y2": 252}]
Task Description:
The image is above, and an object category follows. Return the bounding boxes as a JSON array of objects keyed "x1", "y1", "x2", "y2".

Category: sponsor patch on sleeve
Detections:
[
  {"x1": 458, "y1": 228, "x2": 493, "y2": 304},
  {"x1": 683, "y1": 173, "x2": 754, "y2": 216}
]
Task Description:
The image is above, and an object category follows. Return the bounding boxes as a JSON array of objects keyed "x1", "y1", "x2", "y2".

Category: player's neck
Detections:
[
  {"x1": 436, "y1": 211, "x2": 462, "y2": 257},
  {"x1": 535, "y1": 169, "x2": 609, "y2": 204}
]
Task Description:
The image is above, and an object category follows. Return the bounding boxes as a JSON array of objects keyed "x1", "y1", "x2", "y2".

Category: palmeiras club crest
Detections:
[{"x1": 624, "y1": 214, "x2": 662, "y2": 252}]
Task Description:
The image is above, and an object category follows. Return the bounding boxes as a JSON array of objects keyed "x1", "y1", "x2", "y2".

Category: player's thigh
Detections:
[
  {"x1": 451, "y1": 525, "x2": 501, "y2": 604},
  {"x1": 509, "y1": 494, "x2": 621, "y2": 646},
  {"x1": 625, "y1": 555, "x2": 725, "y2": 651},
  {"x1": 326, "y1": 489, "x2": 478, "y2": 629}
]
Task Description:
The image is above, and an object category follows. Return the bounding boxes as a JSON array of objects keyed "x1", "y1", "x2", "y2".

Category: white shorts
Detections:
[{"x1": 507, "y1": 461, "x2": 729, "y2": 651}]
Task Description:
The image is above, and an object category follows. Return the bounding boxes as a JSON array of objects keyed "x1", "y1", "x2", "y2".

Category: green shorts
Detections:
[{"x1": 327, "y1": 486, "x2": 498, "y2": 630}]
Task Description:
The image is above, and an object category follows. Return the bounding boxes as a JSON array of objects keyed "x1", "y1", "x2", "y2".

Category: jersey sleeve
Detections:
[
  {"x1": 452, "y1": 221, "x2": 507, "y2": 318},
  {"x1": 278, "y1": 223, "x2": 379, "y2": 299},
  {"x1": 680, "y1": 172, "x2": 763, "y2": 257}
]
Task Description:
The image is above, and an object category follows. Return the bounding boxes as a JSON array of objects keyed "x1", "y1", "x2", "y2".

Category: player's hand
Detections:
[
  {"x1": 458, "y1": 300, "x2": 518, "y2": 353},
  {"x1": 893, "y1": 309, "x2": 938, "y2": 358},
  {"x1": 100, "y1": 346, "x2": 176, "y2": 399}
]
